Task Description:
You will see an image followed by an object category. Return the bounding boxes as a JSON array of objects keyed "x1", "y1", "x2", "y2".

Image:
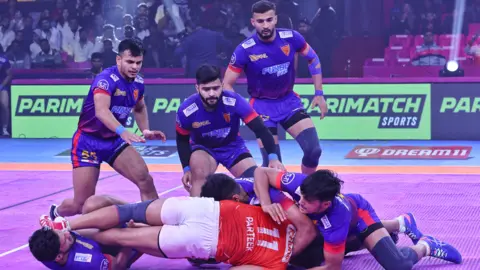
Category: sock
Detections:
[{"x1": 396, "y1": 215, "x2": 406, "y2": 233}]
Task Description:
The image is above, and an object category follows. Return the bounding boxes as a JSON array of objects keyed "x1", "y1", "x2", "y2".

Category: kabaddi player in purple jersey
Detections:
[
  {"x1": 176, "y1": 64, "x2": 284, "y2": 196},
  {"x1": 49, "y1": 39, "x2": 166, "y2": 219},
  {"x1": 223, "y1": 0, "x2": 328, "y2": 175},
  {"x1": 254, "y1": 168, "x2": 463, "y2": 270}
]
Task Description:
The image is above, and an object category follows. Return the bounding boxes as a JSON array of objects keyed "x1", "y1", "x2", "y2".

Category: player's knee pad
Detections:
[
  {"x1": 116, "y1": 200, "x2": 155, "y2": 224},
  {"x1": 370, "y1": 236, "x2": 415, "y2": 270},
  {"x1": 239, "y1": 166, "x2": 257, "y2": 178},
  {"x1": 295, "y1": 127, "x2": 321, "y2": 167}
]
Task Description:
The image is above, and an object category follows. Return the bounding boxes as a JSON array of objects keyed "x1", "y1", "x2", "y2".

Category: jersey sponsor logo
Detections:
[
  {"x1": 114, "y1": 88, "x2": 126, "y2": 96},
  {"x1": 111, "y1": 106, "x2": 132, "y2": 120},
  {"x1": 280, "y1": 172, "x2": 295, "y2": 185},
  {"x1": 110, "y1": 73, "x2": 119, "y2": 82},
  {"x1": 230, "y1": 53, "x2": 236, "y2": 65},
  {"x1": 262, "y1": 62, "x2": 290, "y2": 77},
  {"x1": 282, "y1": 224, "x2": 296, "y2": 263},
  {"x1": 280, "y1": 44, "x2": 290, "y2": 56},
  {"x1": 249, "y1": 53, "x2": 268, "y2": 62},
  {"x1": 242, "y1": 38, "x2": 256, "y2": 49},
  {"x1": 223, "y1": 113, "x2": 231, "y2": 123},
  {"x1": 74, "y1": 252, "x2": 93, "y2": 263},
  {"x1": 97, "y1": 79, "x2": 109, "y2": 90},
  {"x1": 75, "y1": 239, "x2": 94, "y2": 249},
  {"x1": 100, "y1": 258, "x2": 109, "y2": 270},
  {"x1": 201, "y1": 127, "x2": 231, "y2": 139},
  {"x1": 320, "y1": 215, "x2": 332, "y2": 229},
  {"x1": 183, "y1": 103, "x2": 198, "y2": 117},
  {"x1": 134, "y1": 76, "x2": 144, "y2": 84},
  {"x1": 192, "y1": 120, "x2": 211, "y2": 128},
  {"x1": 279, "y1": 31, "x2": 293, "y2": 39},
  {"x1": 222, "y1": 96, "x2": 236, "y2": 106}
]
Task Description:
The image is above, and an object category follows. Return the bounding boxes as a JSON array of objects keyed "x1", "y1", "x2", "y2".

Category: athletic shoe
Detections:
[
  {"x1": 39, "y1": 215, "x2": 70, "y2": 231},
  {"x1": 402, "y1": 213, "x2": 423, "y2": 244},
  {"x1": 420, "y1": 236, "x2": 462, "y2": 264},
  {"x1": 49, "y1": 204, "x2": 58, "y2": 220}
]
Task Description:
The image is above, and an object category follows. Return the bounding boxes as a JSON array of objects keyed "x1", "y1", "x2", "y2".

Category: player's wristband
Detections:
[
  {"x1": 183, "y1": 166, "x2": 191, "y2": 173},
  {"x1": 115, "y1": 125, "x2": 126, "y2": 135},
  {"x1": 268, "y1": 153, "x2": 279, "y2": 161},
  {"x1": 315, "y1": 90, "x2": 324, "y2": 96}
]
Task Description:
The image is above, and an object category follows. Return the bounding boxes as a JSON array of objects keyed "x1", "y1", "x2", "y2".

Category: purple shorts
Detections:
[
  {"x1": 71, "y1": 130, "x2": 128, "y2": 168},
  {"x1": 249, "y1": 91, "x2": 305, "y2": 128},
  {"x1": 346, "y1": 194, "x2": 381, "y2": 234},
  {"x1": 191, "y1": 136, "x2": 251, "y2": 169}
]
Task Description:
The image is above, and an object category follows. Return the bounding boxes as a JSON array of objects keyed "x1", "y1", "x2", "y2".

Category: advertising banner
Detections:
[
  {"x1": 11, "y1": 83, "x2": 432, "y2": 140},
  {"x1": 345, "y1": 145, "x2": 472, "y2": 159},
  {"x1": 293, "y1": 84, "x2": 432, "y2": 140},
  {"x1": 10, "y1": 85, "x2": 140, "y2": 138},
  {"x1": 431, "y1": 83, "x2": 480, "y2": 140}
]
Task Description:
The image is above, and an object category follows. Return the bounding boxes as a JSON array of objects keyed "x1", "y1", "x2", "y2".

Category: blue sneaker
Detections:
[
  {"x1": 402, "y1": 213, "x2": 423, "y2": 244},
  {"x1": 421, "y1": 236, "x2": 462, "y2": 264},
  {"x1": 49, "y1": 204, "x2": 58, "y2": 220}
]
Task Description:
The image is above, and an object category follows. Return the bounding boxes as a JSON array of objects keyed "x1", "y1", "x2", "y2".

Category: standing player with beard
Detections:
[
  {"x1": 224, "y1": 0, "x2": 328, "y2": 175},
  {"x1": 49, "y1": 39, "x2": 166, "y2": 220},
  {"x1": 176, "y1": 64, "x2": 285, "y2": 196}
]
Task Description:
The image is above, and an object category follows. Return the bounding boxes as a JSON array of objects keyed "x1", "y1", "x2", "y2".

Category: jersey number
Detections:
[{"x1": 257, "y1": 227, "x2": 280, "y2": 251}]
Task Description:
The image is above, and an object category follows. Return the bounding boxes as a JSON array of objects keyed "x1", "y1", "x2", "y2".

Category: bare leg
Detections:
[
  {"x1": 82, "y1": 195, "x2": 128, "y2": 214},
  {"x1": 92, "y1": 226, "x2": 166, "y2": 258},
  {"x1": 381, "y1": 219, "x2": 400, "y2": 233},
  {"x1": 57, "y1": 167, "x2": 100, "y2": 216},
  {"x1": 113, "y1": 146, "x2": 159, "y2": 201},
  {"x1": 189, "y1": 150, "x2": 217, "y2": 196}
]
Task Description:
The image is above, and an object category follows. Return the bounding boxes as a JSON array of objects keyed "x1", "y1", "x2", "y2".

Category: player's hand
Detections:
[
  {"x1": 261, "y1": 203, "x2": 287, "y2": 224},
  {"x1": 182, "y1": 171, "x2": 192, "y2": 191},
  {"x1": 120, "y1": 130, "x2": 145, "y2": 144},
  {"x1": 311, "y1": 95, "x2": 328, "y2": 119},
  {"x1": 268, "y1": 160, "x2": 285, "y2": 171},
  {"x1": 143, "y1": 129, "x2": 166, "y2": 142}
]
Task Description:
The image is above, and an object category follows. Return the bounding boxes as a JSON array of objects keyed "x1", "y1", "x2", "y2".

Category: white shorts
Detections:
[{"x1": 158, "y1": 197, "x2": 220, "y2": 259}]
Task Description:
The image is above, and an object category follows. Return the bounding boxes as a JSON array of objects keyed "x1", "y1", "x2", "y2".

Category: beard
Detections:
[
  {"x1": 201, "y1": 96, "x2": 219, "y2": 109},
  {"x1": 257, "y1": 28, "x2": 275, "y2": 40}
]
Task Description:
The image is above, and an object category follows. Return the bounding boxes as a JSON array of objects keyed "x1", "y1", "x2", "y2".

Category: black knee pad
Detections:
[
  {"x1": 370, "y1": 236, "x2": 415, "y2": 270},
  {"x1": 116, "y1": 200, "x2": 154, "y2": 224},
  {"x1": 295, "y1": 127, "x2": 321, "y2": 168},
  {"x1": 240, "y1": 166, "x2": 257, "y2": 178}
]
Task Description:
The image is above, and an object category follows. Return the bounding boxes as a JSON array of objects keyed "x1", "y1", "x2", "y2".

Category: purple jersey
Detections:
[
  {"x1": 77, "y1": 66, "x2": 145, "y2": 139},
  {"x1": 228, "y1": 29, "x2": 307, "y2": 99},
  {"x1": 274, "y1": 172, "x2": 353, "y2": 255},
  {"x1": 175, "y1": 91, "x2": 258, "y2": 148},
  {"x1": 235, "y1": 177, "x2": 291, "y2": 206}
]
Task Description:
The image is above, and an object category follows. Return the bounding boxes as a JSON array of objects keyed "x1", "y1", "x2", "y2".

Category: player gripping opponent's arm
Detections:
[{"x1": 253, "y1": 167, "x2": 317, "y2": 256}]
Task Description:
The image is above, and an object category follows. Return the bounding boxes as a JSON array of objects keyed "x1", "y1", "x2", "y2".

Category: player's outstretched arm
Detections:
[
  {"x1": 284, "y1": 203, "x2": 317, "y2": 256},
  {"x1": 94, "y1": 94, "x2": 124, "y2": 133},
  {"x1": 133, "y1": 97, "x2": 149, "y2": 134},
  {"x1": 253, "y1": 167, "x2": 280, "y2": 206}
]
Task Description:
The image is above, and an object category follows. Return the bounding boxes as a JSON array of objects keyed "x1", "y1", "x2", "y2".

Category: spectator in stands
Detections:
[
  {"x1": 390, "y1": 3, "x2": 416, "y2": 35},
  {"x1": 33, "y1": 38, "x2": 62, "y2": 68},
  {"x1": 11, "y1": 10, "x2": 24, "y2": 31},
  {"x1": 86, "y1": 52, "x2": 103, "y2": 78},
  {"x1": 116, "y1": 14, "x2": 134, "y2": 39},
  {"x1": 92, "y1": 14, "x2": 105, "y2": 37},
  {"x1": 101, "y1": 39, "x2": 116, "y2": 67},
  {"x1": 465, "y1": 0, "x2": 480, "y2": 24},
  {"x1": 0, "y1": 45, "x2": 12, "y2": 136},
  {"x1": 23, "y1": 15, "x2": 34, "y2": 46},
  {"x1": 143, "y1": 24, "x2": 165, "y2": 68},
  {"x1": 39, "y1": 18, "x2": 61, "y2": 51},
  {"x1": 51, "y1": 0, "x2": 65, "y2": 22},
  {"x1": 420, "y1": 12, "x2": 440, "y2": 34},
  {"x1": 79, "y1": 2, "x2": 95, "y2": 29},
  {"x1": 465, "y1": 33, "x2": 480, "y2": 63},
  {"x1": 124, "y1": 25, "x2": 135, "y2": 39},
  {"x1": 6, "y1": 40, "x2": 31, "y2": 69},
  {"x1": 0, "y1": 16, "x2": 15, "y2": 54},
  {"x1": 108, "y1": 5, "x2": 125, "y2": 27},
  {"x1": 412, "y1": 31, "x2": 446, "y2": 66},
  {"x1": 61, "y1": 17, "x2": 81, "y2": 56},
  {"x1": 174, "y1": 19, "x2": 231, "y2": 77},
  {"x1": 136, "y1": 15, "x2": 150, "y2": 40},
  {"x1": 30, "y1": 29, "x2": 42, "y2": 59},
  {"x1": 311, "y1": 2, "x2": 337, "y2": 78},
  {"x1": 72, "y1": 28, "x2": 94, "y2": 63},
  {"x1": 93, "y1": 24, "x2": 120, "y2": 53},
  {"x1": 13, "y1": 30, "x2": 26, "y2": 52}
]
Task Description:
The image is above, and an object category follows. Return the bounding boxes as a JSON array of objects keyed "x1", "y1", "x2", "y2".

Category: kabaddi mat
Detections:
[{"x1": 1, "y1": 170, "x2": 479, "y2": 269}]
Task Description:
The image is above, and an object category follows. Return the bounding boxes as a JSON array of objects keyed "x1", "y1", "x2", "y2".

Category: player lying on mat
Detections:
[
  {"x1": 30, "y1": 195, "x2": 143, "y2": 270},
  {"x1": 200, "y1": 172, "x2": 402, "y2": 269},
  {"x1": 253, "y1": 168, "x2": 463, "y2": 270},
  {"x1": 39, "y1": 195, "x2": 316, "y2": 269},
  {"x1": 176, "y1": 64, "x2": 285, "y2": 196}
]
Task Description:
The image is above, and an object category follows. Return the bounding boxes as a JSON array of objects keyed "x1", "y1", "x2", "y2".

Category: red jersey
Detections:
[{"x1": 215, "y1": 201, "x2": 296, "y2": 269}]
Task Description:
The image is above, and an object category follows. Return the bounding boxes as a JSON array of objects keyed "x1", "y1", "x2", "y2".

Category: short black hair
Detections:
[
  {"x1": 29, "y1": 227, "x2": 61, "y2": 262},
  {"x1": 195, "y1": 64, "x2": 221, "y2": 85},
  {"x1": 200, "y1": 174, "x2": 241, "y2": 201},
  {"x1": 252, "y1": 0, "x2": 276, "y2": 14},
  {"x1": 91, "y1": 52, "x2": 102, "y2": 61},
  {"x1": 300, "y1": 170, "x2": 344, "y2": 202},
  {"x1": 118, "y1": 38, "x2": 145, "y2": 57}
]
